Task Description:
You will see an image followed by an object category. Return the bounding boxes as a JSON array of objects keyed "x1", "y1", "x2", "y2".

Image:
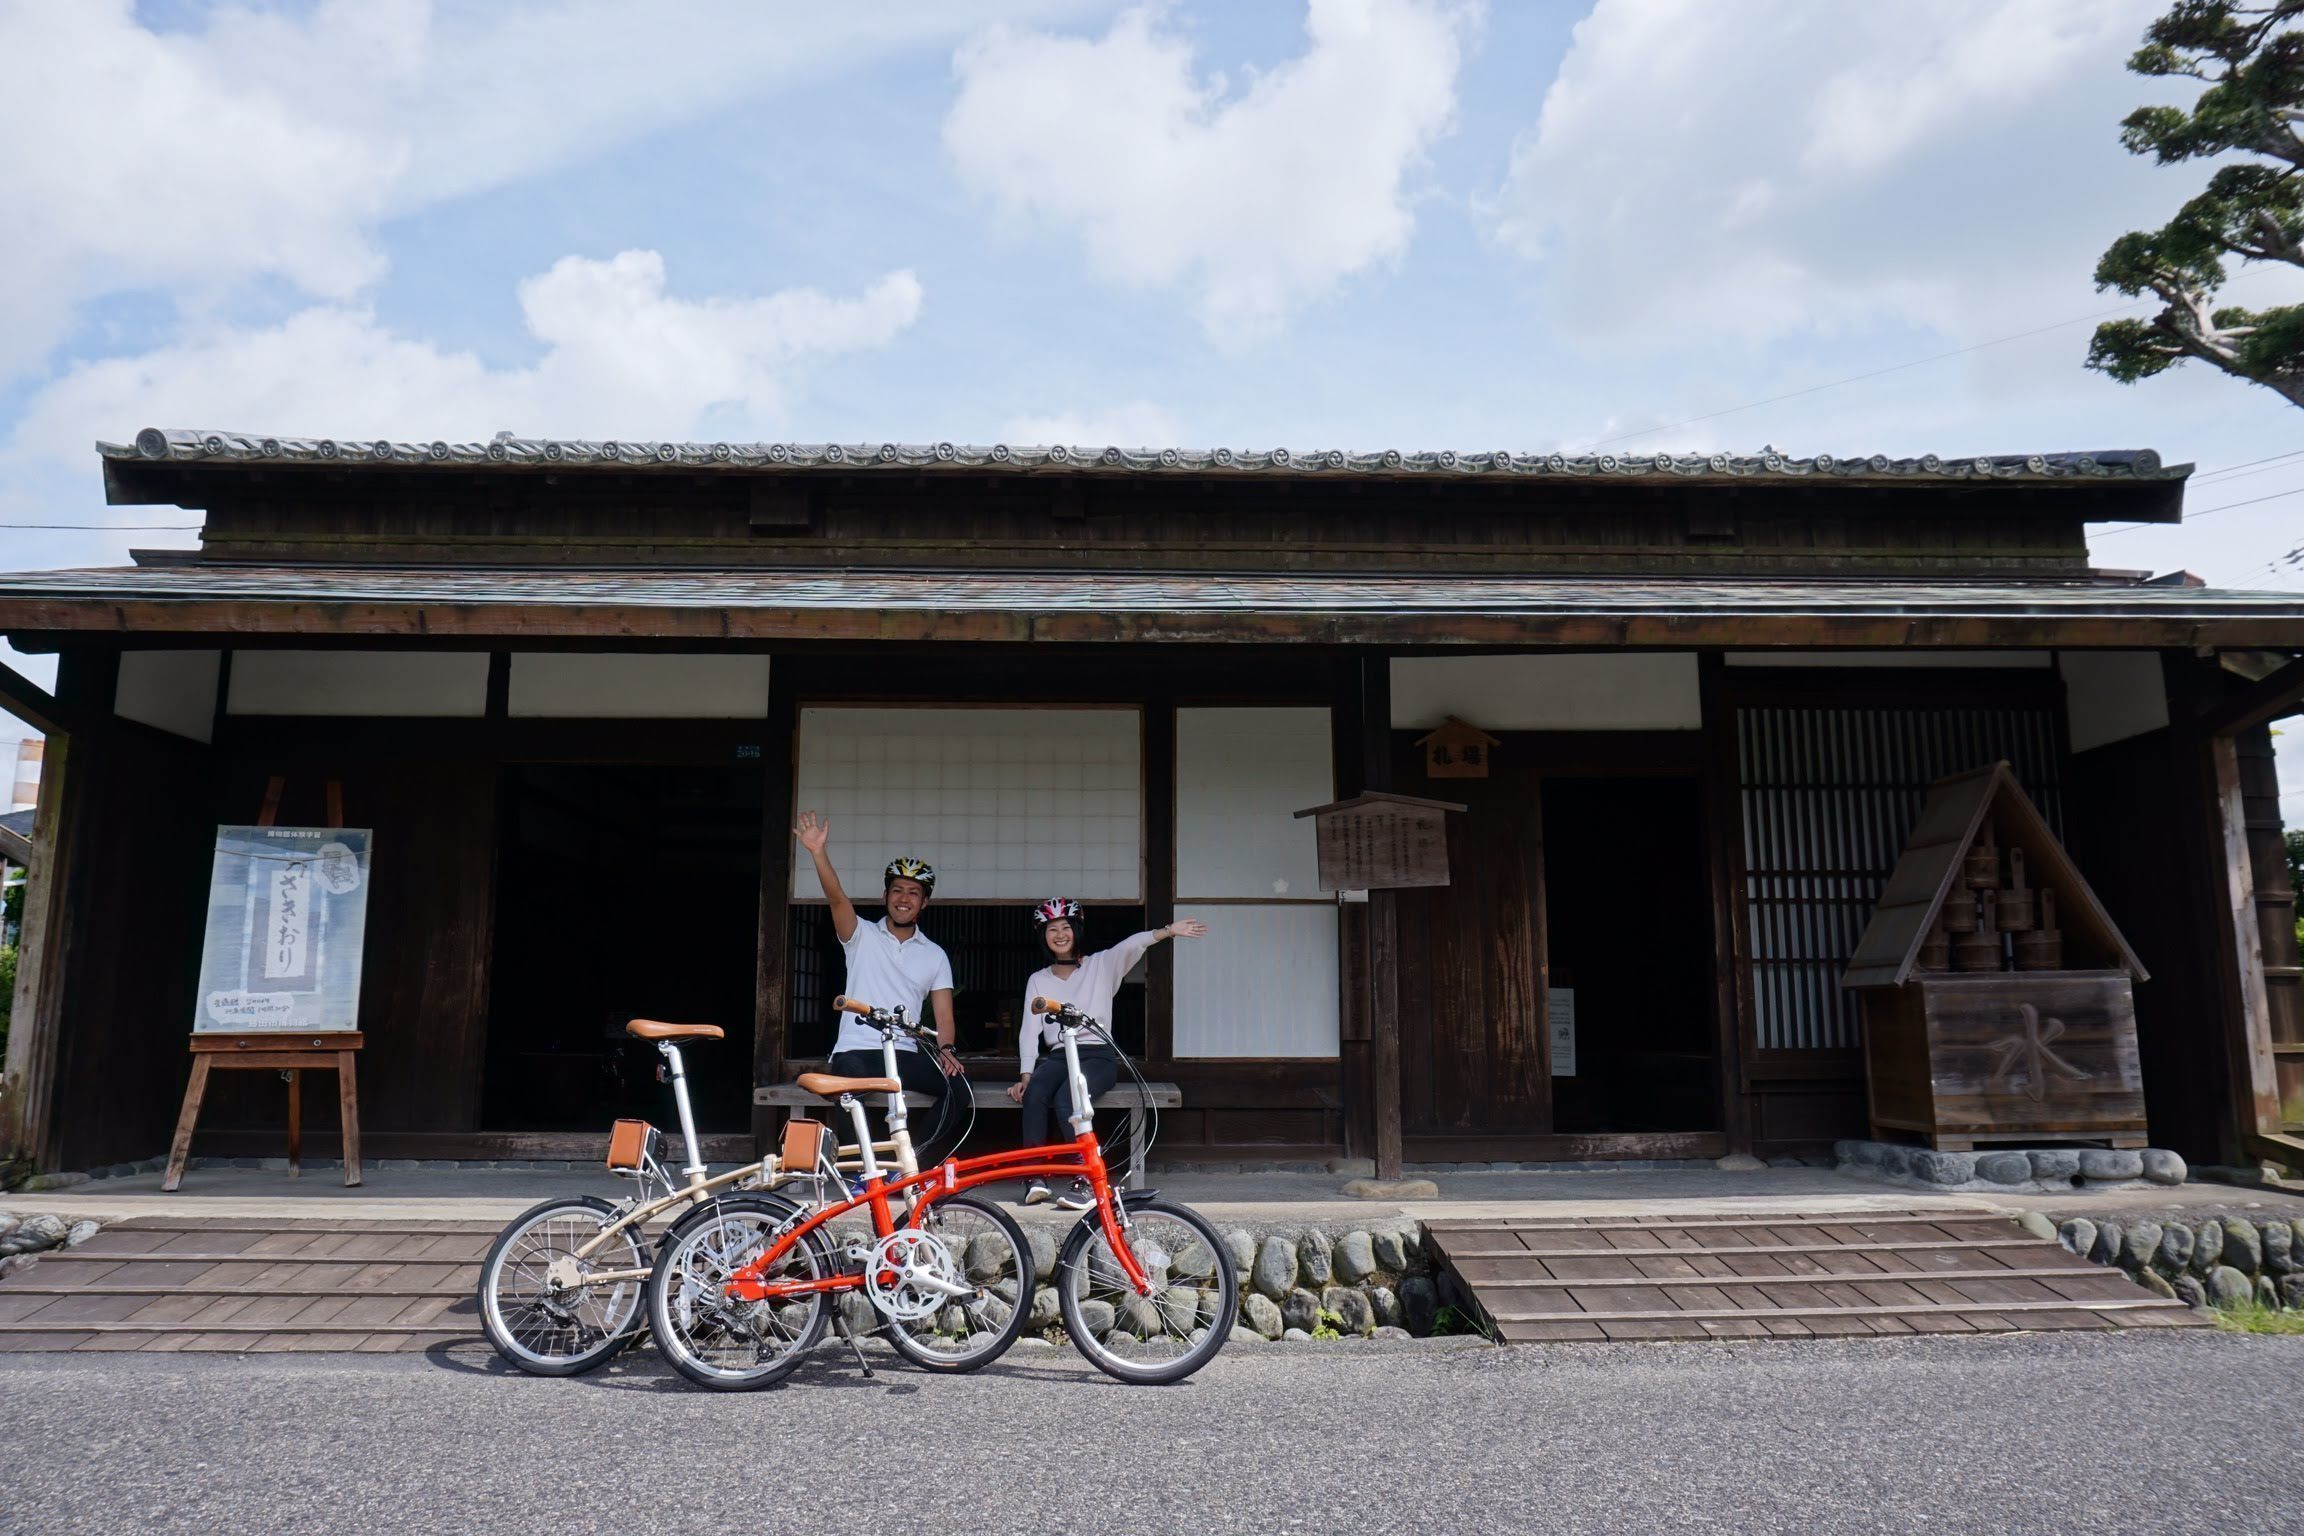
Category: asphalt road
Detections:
[{"x1": 3, "y1": 1331, "x2": 2298, "y2": 1534}]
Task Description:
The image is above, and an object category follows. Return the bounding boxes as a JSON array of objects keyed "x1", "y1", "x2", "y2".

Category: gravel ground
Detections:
[{"x1": 1, "y1": 1329, "x2": 2298, "y2": 1534}]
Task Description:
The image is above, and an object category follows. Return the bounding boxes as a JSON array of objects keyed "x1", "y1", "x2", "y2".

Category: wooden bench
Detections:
[{"x1": 753, "y1": 1078, "x2": 1181, "y2": 1189}]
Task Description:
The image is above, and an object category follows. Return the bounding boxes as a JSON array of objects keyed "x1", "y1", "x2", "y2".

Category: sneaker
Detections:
[
  {"x1": 1022, "y1": 1178, "x2": 1053, "y2": 1206},
  {"x1": 1054, "y1": 1178, "x2": 1095, "y2": 1212}
]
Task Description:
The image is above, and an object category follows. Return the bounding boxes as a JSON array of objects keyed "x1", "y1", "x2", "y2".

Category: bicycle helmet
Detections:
[
  {"x1": 1030, "y1": 897, "x2": 1084, "y2": 926},
  {"x1": 883, "y1": 856, "x2": 936, "y2": 895}
]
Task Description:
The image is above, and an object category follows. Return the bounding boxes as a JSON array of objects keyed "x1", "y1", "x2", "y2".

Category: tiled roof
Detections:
[{"x1": 100, "y1": 429, "x2": 2188, "y2": 485}]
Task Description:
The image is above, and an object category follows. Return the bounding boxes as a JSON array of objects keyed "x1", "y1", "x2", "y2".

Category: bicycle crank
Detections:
[{"x1": 861, "y1": 1230, "x2": 971, "y2": 1321}]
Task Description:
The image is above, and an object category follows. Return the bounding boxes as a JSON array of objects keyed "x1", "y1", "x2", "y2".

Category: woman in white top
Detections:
[{"x1": 1009, "y1": 898, "x2": 1208, "y2": 1208}]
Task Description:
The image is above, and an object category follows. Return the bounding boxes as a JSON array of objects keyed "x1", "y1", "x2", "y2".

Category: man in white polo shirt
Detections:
[{"x1": 794, "y1": 812, "x2": 957, "y2": 1136}]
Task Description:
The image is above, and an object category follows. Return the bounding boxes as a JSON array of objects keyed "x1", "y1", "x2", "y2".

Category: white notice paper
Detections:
[{"x1": 1549, "y1": 987, "x2": 1576, "y2": 1077}]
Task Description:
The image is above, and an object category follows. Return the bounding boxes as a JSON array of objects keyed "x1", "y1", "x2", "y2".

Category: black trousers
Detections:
[
  {"x1": 827, "y1": 1047, "x2": 950, "y2": 1146},
  {"x1": 1019, "y1": 1045, "x2": 1120, "y2": 1150}
]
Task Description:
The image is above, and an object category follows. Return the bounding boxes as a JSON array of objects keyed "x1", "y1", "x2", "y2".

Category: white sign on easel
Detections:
[{"x1": 1548, "y1": 987, "x2": 1576, "y2": 1077}]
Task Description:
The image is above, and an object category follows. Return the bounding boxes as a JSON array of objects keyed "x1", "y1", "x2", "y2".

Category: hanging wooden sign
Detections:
[
  {"x1": 1415, "y1": 716, "x2": 1498, "y2": 780},
  {"x1": 1293, "y1": 791, "x2": 1467, "y2": 890}
]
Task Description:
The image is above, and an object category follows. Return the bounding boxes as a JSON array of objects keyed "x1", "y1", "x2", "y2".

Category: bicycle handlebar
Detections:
[
  {"x1": 835, "y1": 995, "x2": 938, "y2": 1044},
  {"x1": 833, "y1": 995, "x2": 872, "y2": 1017}
]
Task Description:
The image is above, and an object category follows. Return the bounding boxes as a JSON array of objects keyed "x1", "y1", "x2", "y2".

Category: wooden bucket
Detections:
[
  {"x1": 1940, "y1": 891, "x2": 1980, "y2": 933},
  {"x1": 1994, "y1": 847, "x2": 2036, "y2": 932},
  {"x1": 1963, "y1": 828, "x2": 1999, "y2": 890},
  {"x1": 1917, "y1": 928, "x2": 1951, "y2": 971},
  {"x1": 2013, "y1": 890, "x2": 2061, "y2": 970},
  {"x1": 1952, "y1": 930, "x2": 2003, "y2": 972}
]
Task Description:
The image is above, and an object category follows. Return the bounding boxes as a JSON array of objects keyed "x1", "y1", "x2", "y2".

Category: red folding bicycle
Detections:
[{"x1": 646, "y1": 996, "x2": 1237, "y2": 1389}]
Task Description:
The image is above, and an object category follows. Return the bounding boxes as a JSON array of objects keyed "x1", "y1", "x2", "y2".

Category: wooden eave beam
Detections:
[
  {"x1": 0, "y1": 659, "x2": 67, "y2": 736},
  {"x1": 2194, "y1": 653, "x2": 2304, "y2": 738}
]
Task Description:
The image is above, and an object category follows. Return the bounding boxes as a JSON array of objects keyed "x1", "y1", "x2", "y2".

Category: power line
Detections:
[
  {"x1": 2093, "y1": 481, "x2": 2304, "y2": 539},
  {"x1": 2188, "y1": 448, "x2": 2304, "y2": 483},
  {"x1": 0, "y1": 523, "x2": 202, "y2": 531},
  {"x1": 1579, "y1": 301, "x2": 2150, "y2": 450}
]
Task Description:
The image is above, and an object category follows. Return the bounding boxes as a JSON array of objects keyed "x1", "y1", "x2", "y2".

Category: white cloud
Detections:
[
  {"x1": 945, "y1": 0, "x2": 1475, "y2": 336},
  {"x1": 0, "y1": 0, "x2": 1074, "y2": 379},
  {"x1": 10, "y1": 251, "x2": 921, "y2": 453},
  {"x1": 1490, "y1": 0, "x2": 2168, "y2": 345},
  {"x1": 999, "y1": 402, "x2": 1186, "y2": 446}
]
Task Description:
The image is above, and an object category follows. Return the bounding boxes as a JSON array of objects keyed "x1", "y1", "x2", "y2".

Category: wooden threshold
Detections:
[{"x1": 1484, "y1": 1298, "x2": 2187, "y2": 1324}]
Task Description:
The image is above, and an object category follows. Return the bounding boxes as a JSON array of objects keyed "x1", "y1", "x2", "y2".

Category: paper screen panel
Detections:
[
  {"x1": 1171, "y1": 903, "x2": 1340, "y2": 1058},
  {"x1": 1175, "y1": 707, "x2": 1331, "y2": 899},
  {"x1": 794, "y1": 707, "x2": 1141, "y2": 900}
]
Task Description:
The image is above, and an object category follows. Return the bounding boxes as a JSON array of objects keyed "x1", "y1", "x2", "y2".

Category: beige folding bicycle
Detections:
[{"x1": 478, "y1": 1018, "x2": 798, "y2": 1376}]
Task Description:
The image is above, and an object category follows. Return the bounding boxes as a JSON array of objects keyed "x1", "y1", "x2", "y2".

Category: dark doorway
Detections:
[
  {"x1": 484, "y1": 762, "x2": 761, "y2": 1133},
  {"x1": 1542, "y1": 776, "x2": 1718, "y2": 1133}
]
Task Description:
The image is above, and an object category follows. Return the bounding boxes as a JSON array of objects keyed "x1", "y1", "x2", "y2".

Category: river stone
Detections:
[
  {"x1": 1281, "y1": 1328, "x2": 1314, "y2": 1342},
  {"x1": 2158, "y1": 1223, "x2": 2194, "y2": 1275},
  {"x1": 836, "y1": 1292, "x2": 878, "y2": 1337},
  {"x1": 2207, "y1": 1266, "x2": 2253, "y2": 1309},
  {"x1": 1159, "y1": 1285, "x2": 1199, "y2": 1330},
  {"x1": 1116, "y1": 1294, "x2": 1161, "y2": 1339},
  {"x1": 1028, "y1": 1286, "x2": 1059, "y2": 1330},
  {"x1": 2124, "y1": 1220, "x2": 2164, "y2": 1270},
  {"x1": 2171, "y1": 1273, "x2": 2209, "y2": 1310},
  {"x1": 2190, "y1": 1220, "x2": 2224, "y2": 1276},
  {"x1": 1194, "y1": 1288, "x2": 1221, "y2": 1329},
  {"x1": 2138, "y1": 1268, "x2": 2178, "y2": 1299},
  {"x1": 0, "y1": 1214, "x2": 15, "y2": 1238},
  {"x1": 2257, "y1": 1275, "x2": 2280, "y2": 1309},
  {"x1": 1241, "y1": 1293, "x2": 1283, "y2": 1339},
  {"x1": 1371, "y1": 1229, "x2": 1410, "y2": 1273},
  {"x1": 1297, "y1": 1231, "x2": 1334, "y2": 1287},
  {"x1": 2077, "y1": 1149, "x2": 2143, "y2": 1183},
  {"x1": 1372, "y1": 1325, "x2": 1413, "y2": 1341},
  {"x1": 16, "y1": 1214, "x2": 67, "y2": 1247},
  {"x1": 1369, "y1": 1285, "x2": 1402, "y2": 1328},
  {"x1": 1334, "y1": 1230, "x2": 1379, "y2": 1284},
  {"x1": 1342, "y1": 1178, "x2": 1440, "y2": 1199},
  {"x1": 2221, "y1": 1219, "x2": 2262, "y2": 1275},
  {"x1": 1172, "y1": 1239, "x2": 1218, "y2": 1283},
  {"x1": 1027, "y1": 1226, "x2": 1058, "y2": 1278},
  {"x1": 965, "y1": 1233, "x2": 1013, "y2": 1283},
  {"x1": 2283, "y1": 1275, "x2": 2304, "y2": 1310},
  {"x1": 2090, "y1": 1220, "x2": 2125, "y2": 1267},
  {"x1": 1400, "y1": 1274, "x2": 1439, "y2": 1335},
  {"x1": 2014, "y1": 1211, "x2": 2058, "y2": 1242},
  {"x1": 1912, "y1": 1150, "x2": 1974, "y2": 1186},
  {"x1": 2262, "y1": 1221, "x2": 2292, "y2": 1276},
  {"x1": 2026, "y1": 1149, "x2": 2081, "y2": 1183},
  {"x1": 63, "y1": 1220, "x2": 100, "y2": 1248},
  {"x1": 1282, "y1": 1287, "x2": 1322, "y2": 1336},
  {"x1": 1322, "y1": 1285, "x2": 1375, "y2": 1336},
  {"x1": 1228, "y1": 1325, "x2": 1264, "y2": 1345},
  {"x1": 1075, "y1": 1298, "x2": 1116, "y2": 1338},
  {"x1": 1224, "y1": 1229, "x2": 1255, "y2": 1275},
  {"x1": 1976, "y1": 1152, "x2": 2033, "y2": 1186},
  {"x1": 1877, "y1": 1145, "x2": 1914, "y2": 1180},
  {"x1": 2140, "y1": 1149, "x2": 2187, "y2": 1186},
  {"x1": 1252, "y1": 1236, "x2": 1297, "y2": 1302},
  {"x1": 2057, "y1": 1218, "x2": 2096, "y2": 1256}
]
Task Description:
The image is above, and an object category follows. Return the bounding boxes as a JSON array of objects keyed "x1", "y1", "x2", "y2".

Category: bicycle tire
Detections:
[
  {"x1": 478, "y1": 1195, "x2": 649, "y2": 1376},
  {"x1": 1056, "y1": 1198, "x2": 1236, "y2": 1385},
  {"x1": 883, "y1": 1195, "x2": 1034, "y2": 1374},
  {"x1": 649, "y1": 1193, "x2": 830, "y2": 1392}
]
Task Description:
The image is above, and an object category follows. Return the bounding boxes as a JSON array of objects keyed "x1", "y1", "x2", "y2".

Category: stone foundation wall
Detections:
[
  {"x1": 2053, "y1": 1212, "x2": 2304, "y2": 1313},
  {"x1": 1836, "y1": 1139, "x2": 2188, "y2": 1195}
]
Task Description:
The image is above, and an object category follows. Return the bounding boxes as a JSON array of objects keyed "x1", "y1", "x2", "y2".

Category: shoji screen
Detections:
[
  {"x1": 794, "y1": 708, "x2": 1141, "y2": 901},
  {"x1": 1173, "y1": 707, "x2": 1338, "y2": 1058}
]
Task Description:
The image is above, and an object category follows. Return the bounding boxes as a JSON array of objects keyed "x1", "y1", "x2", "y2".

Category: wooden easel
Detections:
[{"x1": 162, "y1": 777, "x2": 364, "y2": 1191}]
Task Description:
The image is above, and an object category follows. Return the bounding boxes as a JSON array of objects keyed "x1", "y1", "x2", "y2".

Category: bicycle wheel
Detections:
[
  {"x1": 884, "y1": 1195, "x2": 1033, "y2": 1374},
  {"x1": 1056, "y1": 1198, "x2": 1236, "y2": 1385},
  {"x1": 649, "y1": 1194, "x2": 830, "y2": 1392},
  {"x1": 478, "y1": 1195, "x2": 649, "y2": 1376}
]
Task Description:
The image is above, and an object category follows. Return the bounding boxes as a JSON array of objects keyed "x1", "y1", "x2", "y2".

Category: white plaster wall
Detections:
[
  {"x1": 227, "y1": 651, "x2": 490, "y2": 716},
  {"x1": 1390, "y1": 654, "x2": 1702, "y2": 730},
  {"x1": 1174, "y1": 707, "x2": 1331, "y2": 899},
  {"x1": 2062, "y1": 651, "x2": 2171, "y2": 752},
  {"x1": 508, "y1": 654, "x2": 771, "y2": 718},
  {"x1": 1725, "y1": 651, "x2": 2052, "y2": 669},
  {"x1": 1172, "y1": 902, "x2": 1340, "y2": 1057},
  {"x1": 115, "y1": 650, "x2": 220, "y2": 741}
]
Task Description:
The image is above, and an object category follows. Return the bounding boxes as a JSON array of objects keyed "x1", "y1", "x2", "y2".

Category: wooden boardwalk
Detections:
[
  {"x1": 1424, "y1": 1209, "x2": 2207, "y2": 1342},
  {"x1": 0, "y1": 1217, "x2": 492, "y2": 1353}
]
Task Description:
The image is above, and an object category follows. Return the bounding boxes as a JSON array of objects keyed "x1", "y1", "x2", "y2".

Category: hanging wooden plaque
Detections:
[
  {"x1": 1293, "y1": 792, "x2": 1467, "y2": 890},
  {"x1": 1415, "y1": 717, "x2": 1498, "y2": 780}
]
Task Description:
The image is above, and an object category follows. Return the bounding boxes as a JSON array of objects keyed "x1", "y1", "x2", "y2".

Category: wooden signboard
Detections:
[
  {"x1": 1293, "y1": 792, "x2": 1467, "y2": 891},
  {"x1": 1415, "y1": 717, "x2": 1498, "y2": 780},
  {"x1": 163, "y1": 779, "x2": 371, "y2": 1190}
]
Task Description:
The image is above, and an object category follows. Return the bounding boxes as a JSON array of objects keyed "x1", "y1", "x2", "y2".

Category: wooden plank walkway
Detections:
[
  {"x1": 0, "y1": 1217, "x2": 495, "y2": 1353},
  {"x1": 1423, "y1": 1209, "x2": 2208, "y2": 1343}
]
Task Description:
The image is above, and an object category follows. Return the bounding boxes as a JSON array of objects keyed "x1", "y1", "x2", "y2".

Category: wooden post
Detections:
[
  {"x1": 2210, "y1": 733, "x2": 2282, "y2": 1163},
  {"x1": 752, "y1": 679, "x2": 797, "y2": 1153},
  {"x1": 1699, "y1": 654, "x2": 1755, "y2": 1156},
  {"x1": 1371, "y1": 888, "x2": 1403, "y2": 1180},
  {"x1": 0, "y1": 727, "x2": 76, "y2": 1167}
]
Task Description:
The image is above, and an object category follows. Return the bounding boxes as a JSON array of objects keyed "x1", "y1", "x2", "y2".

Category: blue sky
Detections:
[{"x1": 2, "y1": 0, "x2": 2300, "y2": 799}]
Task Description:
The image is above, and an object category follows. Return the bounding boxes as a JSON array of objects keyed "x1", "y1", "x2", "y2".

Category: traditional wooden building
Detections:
[{"x1": 1, "y1": 429, "x2": 2300, "y2": 1181}]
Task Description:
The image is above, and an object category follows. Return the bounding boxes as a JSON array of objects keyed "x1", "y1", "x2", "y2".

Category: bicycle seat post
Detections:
[
  {"x1": 879, "y1": 1010, "x2": 920, "y2": 1179},
  {"x1": 1059, "y1": 1020, "x2": 1094, "y2": 1138},
  {"x1": 657, "y1": 1039, "x2": 709, "y2": 1187}
]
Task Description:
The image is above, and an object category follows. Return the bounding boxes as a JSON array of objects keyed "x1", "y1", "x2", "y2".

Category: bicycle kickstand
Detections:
[{"x1": 831, "y1": 1307, "x2": 875, "y2": 1379}]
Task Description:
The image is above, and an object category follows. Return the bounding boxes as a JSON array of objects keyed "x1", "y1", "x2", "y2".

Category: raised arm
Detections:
[{"x1": 793, "y1": 812, "x2": 857, "y2": 942}]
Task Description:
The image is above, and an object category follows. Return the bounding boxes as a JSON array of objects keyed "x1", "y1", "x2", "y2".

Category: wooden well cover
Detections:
[{"x1": 1293, "y1": 791, "x2": 1466, "y2": 890}]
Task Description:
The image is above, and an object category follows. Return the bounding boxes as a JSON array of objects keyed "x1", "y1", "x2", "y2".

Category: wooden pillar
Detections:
[
  {"x1": 1357, "y1": 656, "x2": 1403, "y2": 1180},
  {"x1": 1143, "y1": 697, "x2": 1177, "y2": 1066},
  {"x1": 751, "y1": 673, "x2": 798, "y2": 1152},
  {"x1": 1698, "y1": 654, "x2": 1754, "y2": 1156},
  {"x1": 2210, "y1": 731, "x2": 2284, "y2": 1164},
  {"x1": 0, "y1": 727, "x2": 74, "y2": 1166}
]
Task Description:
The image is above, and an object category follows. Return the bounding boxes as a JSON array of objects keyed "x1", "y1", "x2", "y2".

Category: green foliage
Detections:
[
  {"x1": 1430, "y1": 1303, "x2": 1493, "y2": 1340},
  {"x1": 1311, "y1": 1307, "x2": 1347, "y2": 1341},
  {"x1": 2211, "y1": 1299, "x2": 2304, "y2": 1332},
  {"x1": 0, "y1": 943, "x2": 14, "y2": 1064},
  {"x1": 2288, "y1": 828, "x2": 2304, "y2": 963},
  {"x1": 2089, "y1": 3, "x2": 2304, "y2": 407}
]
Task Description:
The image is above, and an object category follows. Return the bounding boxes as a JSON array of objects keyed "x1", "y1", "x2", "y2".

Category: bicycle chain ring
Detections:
[{"x1": 862, "y1": 1229, "x2": 965, "y2": 1321}]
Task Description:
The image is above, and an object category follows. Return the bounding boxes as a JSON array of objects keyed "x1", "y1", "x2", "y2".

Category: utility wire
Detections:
[
  {"x1": 2093, "y1": 481, "x2": 2304, "y2": 539},
  {"x1": 0, "y1": 522, "x2": 202, "y2": 531}
]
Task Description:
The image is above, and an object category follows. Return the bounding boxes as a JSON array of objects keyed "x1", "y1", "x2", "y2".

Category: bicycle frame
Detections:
[{"x1": 727, "y1": 1007, "x2": 1153, "y2": 1305}]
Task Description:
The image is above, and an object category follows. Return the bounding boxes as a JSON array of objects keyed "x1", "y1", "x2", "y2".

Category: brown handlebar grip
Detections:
[
  {"x1": 1030, "y1": 996, "x2": 1062, "y2": 1016},
  {"x1": 833, "y1": 996, "x2": 872, "y2": 1016}
]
